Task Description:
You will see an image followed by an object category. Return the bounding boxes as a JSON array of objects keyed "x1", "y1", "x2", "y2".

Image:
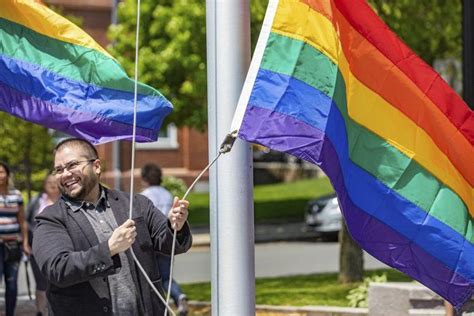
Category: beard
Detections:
[{"x1": 59, "y1": 169, "x2": 98, "y2": 201}]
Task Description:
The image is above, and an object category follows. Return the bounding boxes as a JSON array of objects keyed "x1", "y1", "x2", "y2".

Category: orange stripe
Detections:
[{"x1": 302, "y1": 0, "x2": 474, "y2": 187}]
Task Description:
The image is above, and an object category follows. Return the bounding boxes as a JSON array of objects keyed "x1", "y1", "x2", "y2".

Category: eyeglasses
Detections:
[{"x1": 52, "y1": 159, "x2": 97, "y2": 176}]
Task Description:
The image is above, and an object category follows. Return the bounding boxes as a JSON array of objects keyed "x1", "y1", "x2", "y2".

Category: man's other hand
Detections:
[{"x1": 168, "y1": 197, "x2": 189, "y2": 231}]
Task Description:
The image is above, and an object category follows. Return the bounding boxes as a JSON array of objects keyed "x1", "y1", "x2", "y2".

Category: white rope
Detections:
[
  {"x1": 128, "y1": 1, "x2": 175, "y2": 315},
  {"x1": 127, "y1": 1, "x2": 234, "y2": 315},
  {"x1": 164, "y1": 152, "x2": 222, "y2": 315}
]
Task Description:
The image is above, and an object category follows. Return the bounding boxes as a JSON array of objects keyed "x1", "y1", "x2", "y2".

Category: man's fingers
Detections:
[
  {"x1": 122, "y1": 219, "x2": 135, "y2": 228},
  {"x1": 178, "y1": 200, "x2": 189, "y2": 208}
]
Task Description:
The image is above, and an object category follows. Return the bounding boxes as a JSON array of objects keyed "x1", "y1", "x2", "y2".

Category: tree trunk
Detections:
[{"x1": 339, "y1": 219, "x2": 364, "y2": 283}]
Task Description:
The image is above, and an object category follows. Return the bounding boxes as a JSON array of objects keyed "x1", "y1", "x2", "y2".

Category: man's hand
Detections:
[
  {"x1": 108, "y1": 219, "x2": 136, "y2": 256},
  {"x1": 168, "y1": 197, "x2": 189, "y2": 231}
]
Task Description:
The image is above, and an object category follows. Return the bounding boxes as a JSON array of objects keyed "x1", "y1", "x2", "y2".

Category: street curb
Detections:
[{"x1": 188, "y1": 301, "x2": 368, "y2": 316}]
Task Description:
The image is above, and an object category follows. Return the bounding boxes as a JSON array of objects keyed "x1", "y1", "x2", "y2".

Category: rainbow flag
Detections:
[
  {"x1": 231, "y1": 0, "x2": 474, "y2": 308},
  {"x1": 0, "y1": 0, "x2": 172, "y2": 144}
]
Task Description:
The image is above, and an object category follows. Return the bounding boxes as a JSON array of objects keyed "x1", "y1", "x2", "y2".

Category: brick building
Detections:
[{"x1": 47, "y1": 0, "x2": 209, "y2": 191}]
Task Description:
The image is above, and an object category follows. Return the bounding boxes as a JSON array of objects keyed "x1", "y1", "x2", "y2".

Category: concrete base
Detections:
[{"x1": 368, "y1": 282, "x2": 474, "y2": 316}]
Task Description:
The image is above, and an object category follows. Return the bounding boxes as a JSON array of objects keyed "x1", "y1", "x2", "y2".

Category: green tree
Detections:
[
  {"x1": 0, "y1": 113, "x2": 54, "y2": 198},
  {"x1": 108, "y1": 0, "x2": 268, "y2": 130},
  {"x1": 368, "y1": 0, "x2": 462, "y2": 65}
]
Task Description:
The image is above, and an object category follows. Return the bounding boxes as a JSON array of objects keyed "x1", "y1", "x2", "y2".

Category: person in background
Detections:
[
  {"x1": 26, "y1": 174, "x2": 60, "y2": 316},
  {"x1": 445, "y1": 301, "x2": 454, "y2": 316},
  {"x1": 141, "y1": 163, "x2": 189, "y2": 316},
  {"x1": 0, "y1": 161, "x2": 30, "y2": 316}
]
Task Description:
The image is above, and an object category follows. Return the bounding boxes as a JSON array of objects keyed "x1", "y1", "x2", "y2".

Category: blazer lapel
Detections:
[
  {"x1": 65, "y1": 201, "x2": 99, "y2": 247},
  {"x1": 107, "y1": 189, "x2": 129, "y2": 226}
]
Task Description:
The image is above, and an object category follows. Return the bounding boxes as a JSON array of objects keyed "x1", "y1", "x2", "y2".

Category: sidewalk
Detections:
[{"x1": 191, "y1": 221, "x2": 321, "y2": 247}]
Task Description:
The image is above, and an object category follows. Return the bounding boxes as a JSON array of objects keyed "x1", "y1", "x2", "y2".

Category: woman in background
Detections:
[
  {"x1": 26, "y1": 174, "x2": 60, "y2": 316},
  {"x1": 0, "y1": 161, "x2": 30, "y2": 316}
]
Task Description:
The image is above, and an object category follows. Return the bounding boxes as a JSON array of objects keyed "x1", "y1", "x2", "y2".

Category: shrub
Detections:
[
  {"x1": 346, "y1": 273, "x2": 387, "y2": 308},
  {"x1": 162, "y1": 176, "x2": 188, "y2": 198}
]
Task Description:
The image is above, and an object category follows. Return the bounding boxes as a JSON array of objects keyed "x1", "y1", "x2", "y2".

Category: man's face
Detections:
[{"x1": 53, "y1": 146, "x2": 100, "y2": 201}]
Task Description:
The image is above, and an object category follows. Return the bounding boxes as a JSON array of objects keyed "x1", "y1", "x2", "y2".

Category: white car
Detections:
[{"x1": 304, "y1": 193, "x2": 342, "y2": 240}]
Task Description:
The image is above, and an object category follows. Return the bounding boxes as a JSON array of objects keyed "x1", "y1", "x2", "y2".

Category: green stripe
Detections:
[
  {"x1": 262, "y1": 32, "x2": 474, "y2": 242},
  {"x1": 0, "y1": 17, "x2": 155, "y2": 96}
]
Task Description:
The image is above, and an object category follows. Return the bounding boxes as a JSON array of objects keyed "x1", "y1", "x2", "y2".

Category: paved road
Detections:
[
  {"x1": 174, "y1": 241, "x2": 387, "y2": 283},
  {"x1": 7, "y1": 241, "x2": 387, "y2": 297},
  {"x1": 0, "y1": 241, "x2": 387, "y2": 314}
]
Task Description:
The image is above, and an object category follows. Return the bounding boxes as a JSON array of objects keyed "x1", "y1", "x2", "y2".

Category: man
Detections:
[
  {"x1": 141, "y1": 163, "x2": 188, "y2": 316},
  {"x1": 32, "y1": 138, "x2": 192, "y2": 315}
]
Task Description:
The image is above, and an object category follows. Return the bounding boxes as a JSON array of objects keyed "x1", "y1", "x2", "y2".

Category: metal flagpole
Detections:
[
  {"x1": 463, "y1": 0, "x2": 474, "y2": 109},
  {"x1": 206, "y1": 1, "x2": 255, "y2": 315},
  {"x1": 111, "y1": 0, "x2": 122, "y2": 190}
]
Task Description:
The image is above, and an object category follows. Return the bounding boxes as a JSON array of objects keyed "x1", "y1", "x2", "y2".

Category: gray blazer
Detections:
[{"x1": 32, "y1": 188, "x2": 192, "y2": 316}]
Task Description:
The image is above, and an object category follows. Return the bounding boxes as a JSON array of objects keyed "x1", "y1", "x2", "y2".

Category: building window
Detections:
[{"x1": 136, "y1": 124, "x2": 178, "y2": 150}]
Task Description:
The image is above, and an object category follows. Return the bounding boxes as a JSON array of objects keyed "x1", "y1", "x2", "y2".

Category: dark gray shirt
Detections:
[{"x1": 64, "y1": 190, "x2": 139, "y2": 316}]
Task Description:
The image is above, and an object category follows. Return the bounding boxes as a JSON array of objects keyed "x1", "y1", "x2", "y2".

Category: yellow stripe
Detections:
[
  {"x1": 1, "y1": 0, "x2": 113, "y2": 59},
  {"x1": 272, "y1": 0, "x2": 474, "y2": 214}
]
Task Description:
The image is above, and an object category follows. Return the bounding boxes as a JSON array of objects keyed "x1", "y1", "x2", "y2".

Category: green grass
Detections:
[
  {"x1": 181, "y1": 269, "x2": 412, "y2": 306},
  {"x1": 187, "y1": 177, "x2": 334, "y2": 225}
]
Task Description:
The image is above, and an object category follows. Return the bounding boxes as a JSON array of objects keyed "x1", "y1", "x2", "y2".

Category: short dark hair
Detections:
[
  {"x1": 141, "y1": 163, "x2": 162, "y2": 186},
  {"x1": 54, "y1": 138, "x2": 98, "y2": 160},
  {"x1": 0, "y1": 161, "x2": 10, "y2": 177}
]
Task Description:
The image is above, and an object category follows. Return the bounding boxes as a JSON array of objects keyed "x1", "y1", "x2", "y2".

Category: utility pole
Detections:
[
  {"x1": 463, "y1": 0, "x2": 474, "y2": 108},
  {"x1": 206, "y1": 1, "x2": 255, "y2": 315}
]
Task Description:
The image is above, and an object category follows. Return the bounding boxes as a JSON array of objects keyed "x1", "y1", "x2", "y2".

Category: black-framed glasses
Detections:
[{"x1": 52, "y1": 159, "x2": 97, "y2": 176}]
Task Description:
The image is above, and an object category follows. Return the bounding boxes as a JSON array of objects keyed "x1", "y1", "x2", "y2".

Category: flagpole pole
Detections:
[
  {"x1": 206, "y1": 1, "x2": 255, "y2": 315},
  {"x1": 111, "y1": 0, "x2": 121, "y2": 190}
]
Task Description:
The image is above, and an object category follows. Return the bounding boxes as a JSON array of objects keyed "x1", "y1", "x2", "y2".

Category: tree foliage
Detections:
[
  {"x1": 0, "y1": 113, "x2": 53, "y2": 195},
  {"x1": 368, "y1": 0, "x2": 462, "y2": 65}
]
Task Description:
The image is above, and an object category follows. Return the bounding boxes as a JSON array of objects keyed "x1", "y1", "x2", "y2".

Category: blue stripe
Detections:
[
  {"x1": 239, "y1": 105, "x2": 473, "y2": 308},
  {"x1": 247, "y1": 68, "x2": 474, "y2": 282},
  {"x1": 0, "y1": 80, "x2": 158, "y2": 144},
  {"x1": 0, "y1": 54, "x2": 172, "y2": 130}
]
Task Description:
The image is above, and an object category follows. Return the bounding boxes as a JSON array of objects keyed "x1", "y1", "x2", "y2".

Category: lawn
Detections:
[
  {"x1": 181, "y1": 269, "x2": 412, "y2": 307},
  {"x1": 187, "y1": 177, "x2": 334, "y2": 226}
]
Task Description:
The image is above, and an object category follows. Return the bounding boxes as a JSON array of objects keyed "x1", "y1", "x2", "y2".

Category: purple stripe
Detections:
[
  {"x1": 0, "y1": 79, "x2": 156, "y2": 144},
  {"x1": 239, "y1": 106, "x2": 473, "y2": 308}
]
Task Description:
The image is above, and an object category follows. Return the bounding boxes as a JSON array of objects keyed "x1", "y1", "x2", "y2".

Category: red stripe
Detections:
[
  {"x1": 331, "y1": 0, "x2": 474, "y2": 144},
  {"x1": 301, "y1": 0, "x2": 474, "y2": 186}
]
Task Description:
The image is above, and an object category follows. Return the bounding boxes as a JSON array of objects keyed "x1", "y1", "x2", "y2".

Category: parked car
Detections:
[{"x1": 304, "y1": 193, "x2": 342, "y2": 240}]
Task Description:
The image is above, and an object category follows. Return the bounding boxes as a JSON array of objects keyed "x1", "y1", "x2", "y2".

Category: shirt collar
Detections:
[{"x1": 63, "y1": 187, "x2": 108, "y2": 212}]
